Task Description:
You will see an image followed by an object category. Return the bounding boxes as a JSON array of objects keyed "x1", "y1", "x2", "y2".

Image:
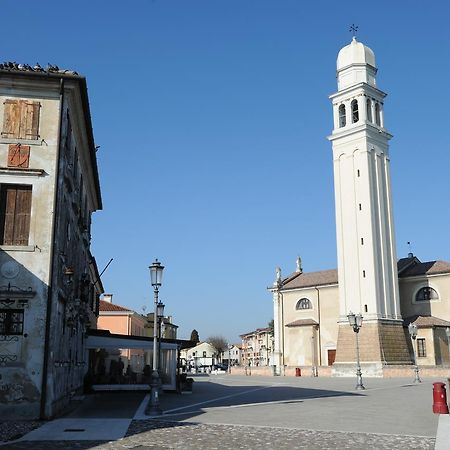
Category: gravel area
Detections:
[
  {"x1": 0, "y1": 420, "x2": 436, "y2": 450},
  {"x1": 0, "y1": 420, "x2": 44, "y2": 443}
]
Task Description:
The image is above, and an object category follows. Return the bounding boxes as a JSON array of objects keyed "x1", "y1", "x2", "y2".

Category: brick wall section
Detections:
[{"x1": 335, "y1": 322, "x2": 413, "y2": 365}]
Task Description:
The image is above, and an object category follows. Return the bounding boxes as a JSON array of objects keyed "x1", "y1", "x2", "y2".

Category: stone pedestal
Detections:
[{"x1": 332, "y1": 320, "x2": 412, "y2": 377}]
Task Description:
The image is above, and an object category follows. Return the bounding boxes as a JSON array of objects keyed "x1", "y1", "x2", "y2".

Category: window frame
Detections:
[
  {"x1": 296, "y1": 298, "x2": 312, "y2": 310},
  {"x1": 417, "y1": 338, "x2": 426, "y2": 358},
  {"x1": 0, "y1": 309, "x2": 24, "y2": 335},
  {"x1": 0, "y1": 184, "x2": 33, "y2": 246},
  {"x1": 414, "y1": 286, "x2": 439, "y2": 303},
  {"x1": 338, "y1": 104, "x2": 346, "y2": 128},
  {"x1": 351, "y1": 99, "x2": 359, "y2": 123}
]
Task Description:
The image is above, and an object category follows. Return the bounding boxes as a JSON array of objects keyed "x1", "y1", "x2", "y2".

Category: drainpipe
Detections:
[
  {"x1": 280, "y1": 290, "x2": 285, "y2": 375},
  {"x1": 40, "y1": 78, "x2": 64, "y2": 419}
]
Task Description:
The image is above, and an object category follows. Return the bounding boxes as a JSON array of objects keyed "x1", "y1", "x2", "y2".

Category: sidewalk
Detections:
[{"x1": 1, "y1": 375, "x2": 449, "y2": 449}]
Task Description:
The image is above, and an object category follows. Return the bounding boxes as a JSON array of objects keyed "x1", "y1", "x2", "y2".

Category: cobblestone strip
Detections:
[
  {"x1": 1, "y1": 420, "x2": 436, "y2": 450},
  {"x1": 0, "y1": 421, "x2": 43, "y2": 444}
]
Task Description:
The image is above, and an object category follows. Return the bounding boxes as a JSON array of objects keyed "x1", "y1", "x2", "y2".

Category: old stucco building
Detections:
[
  {"x1": 0, "y1": 63, "x2": 103, "y2": 418},
  {"x1": 271, "y1": 38, "x2": 450, "y2": 377}
]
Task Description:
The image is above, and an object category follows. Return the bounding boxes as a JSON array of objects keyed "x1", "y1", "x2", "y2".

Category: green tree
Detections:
[{"x1": 268, "y1": 319, "x2": 274, "y2": 331}]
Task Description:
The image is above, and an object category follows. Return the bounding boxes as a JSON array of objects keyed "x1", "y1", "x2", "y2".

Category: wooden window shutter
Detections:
[
  {"x1": 0, "y1": 185, "x2": 32, "y2": 245},
  {"x1": 14, "y1": 187, "x2": 32, "y2": 245},
  {"x1": 1, "y1": 100, "x2": 40, "y2": 139},
  {"x1": 2, "y1": 100, "x2": 21, "y2": 138},
  {"x1": 1, "y1": 187, "x2": 17, "y2": 245},
  {"x1": 8, "y1": 144, "x2": 30, "y2": 168},
  {"x1": 23, "y1": 101, "x2": 40, "y2": 140}
]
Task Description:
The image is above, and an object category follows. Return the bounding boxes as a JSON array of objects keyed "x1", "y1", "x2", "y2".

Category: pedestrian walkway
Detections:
[{"x1": 3, "y1": 375, "x2": 449, "y2": 449}]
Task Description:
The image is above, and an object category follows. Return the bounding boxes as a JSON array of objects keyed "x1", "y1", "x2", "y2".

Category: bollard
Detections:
[{"x1": 432, "y1": 382, "x2": 449, "y2": 414}]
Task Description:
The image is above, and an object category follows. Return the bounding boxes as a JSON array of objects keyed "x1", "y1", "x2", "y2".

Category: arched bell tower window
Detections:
[
  {"x1": 338, "y1": 104, "x2": 346, "y2": 128},
  {"x1": 375, "y1": 103, "x2": 381, "y2": 126},
  {"x1": 415, "y1": 287, "x2": 439, "y2": 302},
  {"x1": 296, "y1": 298, "x2": 312, "y2": 310},
  {"x1": 366, "y1": 99, "x2": 372, "y2": 122},
  {"x1": 351, "y1": 100, "x2": 359, "y2": 123}
]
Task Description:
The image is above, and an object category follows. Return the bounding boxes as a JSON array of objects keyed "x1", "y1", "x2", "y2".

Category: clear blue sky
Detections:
[{"x1": 2, "y1": 1, "x2": 449, "y2": 342}]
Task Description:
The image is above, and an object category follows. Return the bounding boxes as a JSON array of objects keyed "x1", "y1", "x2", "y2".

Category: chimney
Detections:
[
  {"x1": 103, "y1": 293, "x2": 113, "y2": 303},
  {"x1": 408, "y1": 253, "x2": 414, "y2": 259}
]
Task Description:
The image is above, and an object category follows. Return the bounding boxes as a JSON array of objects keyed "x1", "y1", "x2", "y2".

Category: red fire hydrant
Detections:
[
  {"x1": 295, "y1": 367, "x2": 301, "y2": 377},
  {"x1": 432, "y1": 382, "x2": 449, "y2": 414}
]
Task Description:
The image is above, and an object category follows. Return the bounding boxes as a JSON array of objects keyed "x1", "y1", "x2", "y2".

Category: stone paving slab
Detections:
[{"x1": 1, "y1": 421, "x2": 436, "y2": 450}]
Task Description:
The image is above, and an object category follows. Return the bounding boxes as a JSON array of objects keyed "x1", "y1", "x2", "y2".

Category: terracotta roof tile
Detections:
[
  {"x1": 99, "y1": 300, "x2": 132, "y2": 312},
  {"x1": 399, "y1": 260, "x2": 450, "y2": 278},
  {"x1": 281, "y1": 269, "x2": 338, "y2": 290},
  {"x1": 404, "y1": 315, "x2": 450, "y2": 328},
  {"x1": 286, "y1": 319, "x2": 319, "y2": 327}
]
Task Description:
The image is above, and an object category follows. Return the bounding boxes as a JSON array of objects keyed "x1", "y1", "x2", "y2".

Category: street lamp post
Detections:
[
  {"x1": 408, "y1": 322, "x2": 421, "y2": 383},
  {"x1": 347, "y1": 312, "x2": 365, "y2": 390},
  {"x1": 145, "y1": 259, "x2": 164, "y2": 416},
  {"x1": 228, "y1": 344, "x2": 232, "y2": 374},
  {"x1": 446, "y1": 327, "x2": 450, "y2": 369},
  {"x1": 157, "y1": 301, "x2": 165, "y2": 383}
]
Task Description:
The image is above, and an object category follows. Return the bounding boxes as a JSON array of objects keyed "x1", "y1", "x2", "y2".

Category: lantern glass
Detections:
[
  {"x1": 347, "y1": 312, "x2": 356, "y2": 327},
  {"x1": 157, "y1": 301, "x2": 165, "y2": 318},
  {"x1": 408, "y1": 323, "x2": 417, "y2": 338},
  {"x1": 149, "y1": 259, "x2": 164, "y2": 286},
  {"x1": 355, "y1": 314, "x2": 363, "y2": 328}
]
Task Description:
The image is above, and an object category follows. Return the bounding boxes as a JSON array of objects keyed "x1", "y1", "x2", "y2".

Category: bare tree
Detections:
[{"x1": 207, "y1": 335, "x2": 228, "y2": 362}]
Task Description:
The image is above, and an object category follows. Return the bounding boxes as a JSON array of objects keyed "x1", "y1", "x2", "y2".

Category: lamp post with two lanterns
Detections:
[
  {"x1": 347, "y1": 312, "x2": 365, "y2": 390},
  {"x1": 145, "y1": 259, "x2": 164, "y2": 416},
  {"x1": 408, "y1": 322, "x2": 421, "y2": 383}
]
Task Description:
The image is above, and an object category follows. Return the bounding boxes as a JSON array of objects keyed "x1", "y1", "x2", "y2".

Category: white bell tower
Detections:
[{"x1": 329, "y1": 37, "x2": 411, "y2": 374}]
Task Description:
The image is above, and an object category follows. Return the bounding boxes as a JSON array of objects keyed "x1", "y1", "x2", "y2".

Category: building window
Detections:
[
  {"x1": 417, "y1": 338, "x2": 426, "y2": 357},
  {"x1": 0, "y1": 309, "x2": 24, "y2": 335},
  {"x1": 338, "y1": 104, "x2": 346, "y2": 127},
  {"x1": 2, "y1": 99, "x2": 40, "y2": 140},
  {"x1": 366, "y1": 98, "x2": 372, "y2": 122},
  {"x1": 296, "y1": 298, "x2": 312, "y2": 310},
  {"x1": 375, "y1": 103, "x2": 381, "y2": 126},
  {"x1": 351, "y1": 99, "x2": 359, "y2": 123},
  {"x1": 0, "y1": 184, "x2": 32, "y2": 245},
  {"x1": 203, "y1": 351, "x2": 206, "y2": 357},
  {"x1": 415, "y1": 287, "x2": 439, "y2": 302}
]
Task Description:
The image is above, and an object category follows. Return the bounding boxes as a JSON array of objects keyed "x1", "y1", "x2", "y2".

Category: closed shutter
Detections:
[
  {"x1": 1, "y1": 187, "x2": 17, "y2": 245},
  {"x1": 15, "y1": 187, "x2": 32, "y2": 245},
  {"x1": 2, "y1": 100, "x2": 21, "y2": 138},
  {"x1": 1, "y1": 100, "x2": 40, "y2": 139},
  {"x1": 0, "y1": 185, "x2": 32, "y2": 245},
  {"x1": 8, "y1": 144, "x2": 30, "y2": 168},
  {"x1": 24, "y1": 101, "x2": 40, "y2": 139}
]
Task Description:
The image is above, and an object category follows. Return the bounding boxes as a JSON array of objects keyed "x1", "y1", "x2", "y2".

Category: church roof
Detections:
[
  {"x1": 398, "y1": 260, "x2": 450, "y2": 278},
  {"x1": 280, "y1": 257, "x2": 450, "y2": 291},
  {"x1": 404, "y1": 315, "x2": 450, "y2": 328},
  {"x1": 281, "y1": 269, "x2": 338, "y2": 290},
  {"x1": 337, "y1": 37, "x2": 376, "y2": 70}
]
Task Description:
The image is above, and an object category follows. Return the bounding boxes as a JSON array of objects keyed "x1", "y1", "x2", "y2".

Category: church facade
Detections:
[{"x1": 271, "y1": 38, "x2": 450, "y2": 377}]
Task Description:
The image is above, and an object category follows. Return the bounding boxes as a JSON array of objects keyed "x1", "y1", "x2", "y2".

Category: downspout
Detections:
[
  {"x1": 280, "y1": 291, "x2": 285, "y2": 375},
  {"x1": 40, "y1": 78, "x2": 65, "y2": 419},
  {"x1": 315, "y1": 287, "x2": 322, "y2": 366}
]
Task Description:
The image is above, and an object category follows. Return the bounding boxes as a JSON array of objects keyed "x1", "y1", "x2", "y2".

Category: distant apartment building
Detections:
[
  {"x1": 0, "y1": 63, "x2": 103, "y2": 418},
  {"x1": 221, "y1": 344, "x2": 242, "y2": 366},
  {"x1": 240, "y1": 328, "x2": 273, "y2": 367},
  {"x1": 97, "y1": 294, "x2": 146, "y2": 375}
]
